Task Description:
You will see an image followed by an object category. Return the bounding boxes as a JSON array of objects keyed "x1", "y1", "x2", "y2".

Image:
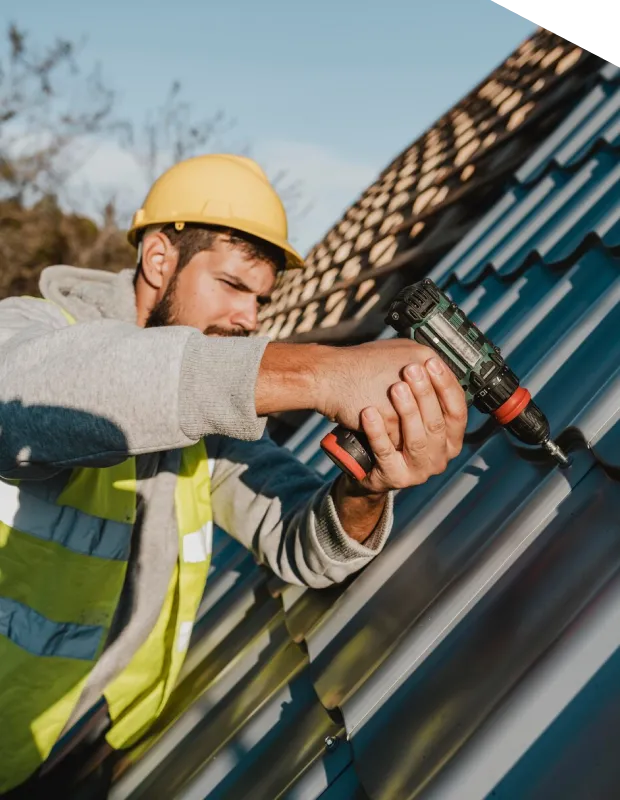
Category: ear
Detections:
[{"x1": 140, "y1": 232, "x2": 178, "y2": 291}]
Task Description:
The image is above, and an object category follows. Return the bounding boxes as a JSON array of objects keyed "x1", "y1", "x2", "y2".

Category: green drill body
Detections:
[{"x1": 387, "y1": 280, "x2": 503, "y2": 409}]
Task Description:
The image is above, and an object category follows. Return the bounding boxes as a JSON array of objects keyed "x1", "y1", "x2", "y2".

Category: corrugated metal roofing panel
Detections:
[
  {"x1": 287, "y1": 250, "x2": 620, "y2": 717},
  {"x1": 308, "y1": 252, "x2": 620, "y2": 693},
  {"x1": 295, "y1": 256, "x2": 620, "y2": 736},
  {"x1": 516, "y1": 66, "x2": 620, "y2": 185},
  {"x1": 306, "y1": 435, "x2": 551, "y2": 711},
  {"x1": 423, "y1": 570, "x2": 620, "y2": 800},
  {"x1": 435, "y1": 148, "x2": 620, "y2": 285},
  {"x1": 175, "y1": 669, "x2": 340, "y2": 800},
  {"x1": 480, "y1": 614, "x2": 620, "y2": 800},
  {"x1": 111, "y1": 614, "x2": 309, "y2": 799},
  {"x1": 352, "y1": 454, "x2": 620, "y2": 798}
]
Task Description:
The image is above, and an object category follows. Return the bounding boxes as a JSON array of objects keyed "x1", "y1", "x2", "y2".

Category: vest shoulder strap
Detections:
[{"x1": 22, "y1": 295, "x2": 76, "y2": 325}]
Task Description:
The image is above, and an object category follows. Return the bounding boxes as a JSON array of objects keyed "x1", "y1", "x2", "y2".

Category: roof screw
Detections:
[{"x1": 324, "y1": 735, "x2": 339, "y2": 752}]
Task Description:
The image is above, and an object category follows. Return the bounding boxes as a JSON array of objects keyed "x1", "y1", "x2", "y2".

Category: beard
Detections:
[
  {"x1": 144, "y1": 275, "x2": 249, "y2": 337},
  {"x1": 144, "y1": 275, "x2": 178, "y2": 330}
]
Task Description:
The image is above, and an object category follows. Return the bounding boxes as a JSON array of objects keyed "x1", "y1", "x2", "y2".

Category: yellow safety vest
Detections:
[{"x1": 0, "y1": 303, "x2": 213, "y2": 791}]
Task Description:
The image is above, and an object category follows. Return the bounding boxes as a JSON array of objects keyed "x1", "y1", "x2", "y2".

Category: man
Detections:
[{"x1": 0, "y1": 154, "x2": 467, "y2": 794}]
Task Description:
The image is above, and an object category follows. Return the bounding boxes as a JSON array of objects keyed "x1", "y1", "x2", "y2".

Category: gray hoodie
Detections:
[{"x1": 0, "y1": 265, "x2": 393, "y2": 732}]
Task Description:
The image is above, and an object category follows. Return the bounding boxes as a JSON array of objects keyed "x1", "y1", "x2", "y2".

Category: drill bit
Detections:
[{"x1": 542, "y1": 438, "x2": 571, "y2": 468}]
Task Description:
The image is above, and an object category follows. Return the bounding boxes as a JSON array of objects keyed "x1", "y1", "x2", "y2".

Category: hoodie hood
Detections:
[{"x1": 39, "y1": 265, "x2": 138, "y2": 325}]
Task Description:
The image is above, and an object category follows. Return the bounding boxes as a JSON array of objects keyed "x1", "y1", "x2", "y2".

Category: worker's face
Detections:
[{"x1": 142, "y1": 235, "x2": 277, "y2": 335}]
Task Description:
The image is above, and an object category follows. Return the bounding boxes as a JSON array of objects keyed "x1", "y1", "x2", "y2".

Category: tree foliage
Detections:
[{"x1": 0, "y1": 23, "x2": 307, "y2": 299}]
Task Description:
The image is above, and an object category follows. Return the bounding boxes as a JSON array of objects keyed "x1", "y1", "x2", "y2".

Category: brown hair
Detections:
[{"x1": 136, "y1": 222, "x2": 285, "y2": 282}]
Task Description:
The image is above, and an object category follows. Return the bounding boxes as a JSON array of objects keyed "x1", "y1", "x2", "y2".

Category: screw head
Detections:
[
  {"x1": 391, "y1": 312, "x2": 399, "y2": 320},
  {"x1": 324, "y1": 735, "x2": 339, "y2": 751}
]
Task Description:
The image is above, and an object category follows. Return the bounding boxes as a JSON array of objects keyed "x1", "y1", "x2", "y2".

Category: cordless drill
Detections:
[{"x1": 320, "y1": 279, "x2": 570, "y2": 481}]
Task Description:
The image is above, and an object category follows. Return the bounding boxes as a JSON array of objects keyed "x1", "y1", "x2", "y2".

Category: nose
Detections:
[{"x1": 229, "y1": 296, "x2": 258, "y2": 333}]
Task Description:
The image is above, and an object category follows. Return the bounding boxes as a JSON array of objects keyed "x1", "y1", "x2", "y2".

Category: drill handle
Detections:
[{"x1": 320, "y1": 425, "x2": 376, "y2": 481}]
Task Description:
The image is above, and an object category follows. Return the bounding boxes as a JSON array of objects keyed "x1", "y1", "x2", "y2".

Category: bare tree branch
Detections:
[{"x1": 0, "y1": 23, "x2": 114, "y2": 202}]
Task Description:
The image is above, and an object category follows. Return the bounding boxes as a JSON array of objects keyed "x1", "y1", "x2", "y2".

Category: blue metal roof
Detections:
[
  {"x1": 108, "y1": 60, "x2": 620, "y2": 800},
  {"x1": 515, "y1": 65, "x2": 620, "y2": 185}
]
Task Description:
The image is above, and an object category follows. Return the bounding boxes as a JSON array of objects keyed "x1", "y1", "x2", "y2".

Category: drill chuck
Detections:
[
  {"x1": 480, "y1": 379, "x2": 570, "y2": 466},
  {"x1": 471, "y1": 365, "x2": 551, "y2": 446}
]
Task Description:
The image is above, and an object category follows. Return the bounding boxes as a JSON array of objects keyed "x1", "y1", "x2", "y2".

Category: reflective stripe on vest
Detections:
[
  {"x1": 0, "y1": 299, "x2": 213, "y2": 791},
  {"x1": 104, "y1": 440, "x2": 212, "y2": 750}
]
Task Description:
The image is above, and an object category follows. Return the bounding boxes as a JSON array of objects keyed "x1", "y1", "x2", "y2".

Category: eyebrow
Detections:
[{"x1": 223, "y1": 274, "x2": 272, "y2": 306}]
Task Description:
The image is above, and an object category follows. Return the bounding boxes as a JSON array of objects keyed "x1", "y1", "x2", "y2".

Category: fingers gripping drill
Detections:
[{"x1": 320, "y1": 279, "x2": 571, "y2": 481}]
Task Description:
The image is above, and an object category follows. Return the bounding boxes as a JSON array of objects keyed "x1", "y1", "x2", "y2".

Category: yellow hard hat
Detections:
[{"x1": 128, "y1": 154, "x2": 304, "y2": 270}]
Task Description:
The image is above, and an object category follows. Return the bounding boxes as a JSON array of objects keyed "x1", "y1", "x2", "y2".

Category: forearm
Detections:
[{"x1": 210, "y1": 433, "x2": 393, "y2": 589}]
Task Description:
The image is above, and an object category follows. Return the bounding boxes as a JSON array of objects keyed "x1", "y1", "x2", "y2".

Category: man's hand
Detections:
[
  {"x1": 330, "y1": 356, "x2": 467, "y2": 543},
  {"x1": 256, "y1": 339, "x2": 464, "y2": 451},
  {"x1": 316, "y1": 340, "x2": 461, "y2": 449},
  {"x1": 357, "y1": 356, "x2": 467, "y2": 493}
]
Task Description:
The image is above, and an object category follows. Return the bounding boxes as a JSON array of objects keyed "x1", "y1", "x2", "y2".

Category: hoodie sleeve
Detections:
[
  {"x1": 207, "y1": 432, "x2": 394, "y2": 589},
  {"x1": 0, "y1": 296, "x2": 269, "y2": 478}
]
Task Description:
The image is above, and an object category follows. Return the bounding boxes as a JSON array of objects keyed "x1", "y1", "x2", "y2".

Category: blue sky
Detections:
[{"x1": 2, "y1": 0, "x2": 534, "y2": 253}]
